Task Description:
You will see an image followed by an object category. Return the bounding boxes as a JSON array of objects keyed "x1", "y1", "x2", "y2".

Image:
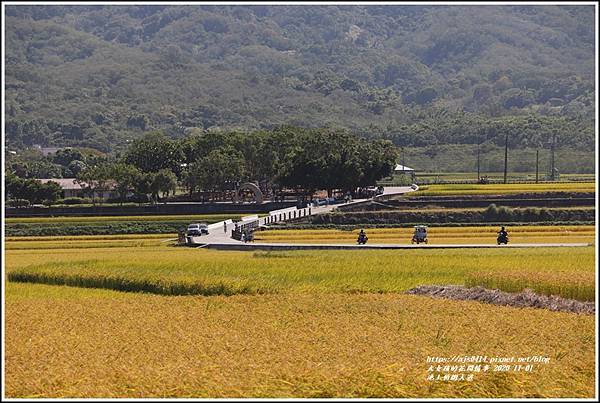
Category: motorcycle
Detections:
[
  {"x1": 357, "y1": 233, "x2": 368, "y2": 245},
  {"x1": 412, "y1": 225, "x2": 428, "y2": 244},
  {"x1": 497, "y1": 233, "x2": 509, "y2": 245}
]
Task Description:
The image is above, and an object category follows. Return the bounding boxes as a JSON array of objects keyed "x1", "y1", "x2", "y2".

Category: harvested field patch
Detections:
[
  {"x1": 465, "y1": 270, "x2": 595, "y2": 302},
  {"x1": 406, "y1": 285, "x2": 595, "y2": 314}
]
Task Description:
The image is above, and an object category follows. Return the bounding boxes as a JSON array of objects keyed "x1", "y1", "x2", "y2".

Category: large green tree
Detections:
[
  {"x1": 5, "y1": 174, "x2": 62, "y2": 204},
  {"x1": 148, "y1": 169, "x2": 178, "y2": 203},
  {"x1": 108, "y1": 163, "x2": 142, "y2": 204},
  {"x1": 278, "y1": 128, "x2": 397, "y2": 197},
  {"x1": 124, "y1": 132, "x2": 183, "y2": 175},
  {"x1": 194, "y1": 146, "x2": 246, "y2": 194},
  {"x1": 76, "y1": 164, "x2": 112, "y2": 205}
]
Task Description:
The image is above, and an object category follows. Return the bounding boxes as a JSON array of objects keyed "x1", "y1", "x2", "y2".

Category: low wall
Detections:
[{"x1": 5, "y1": 201, "x2": 297, "y2": 218}]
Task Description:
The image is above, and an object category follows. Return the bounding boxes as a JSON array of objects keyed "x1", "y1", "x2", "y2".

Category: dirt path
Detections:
[{"x1": 406, "y1": 285, "x2": 594, "y2": 314}]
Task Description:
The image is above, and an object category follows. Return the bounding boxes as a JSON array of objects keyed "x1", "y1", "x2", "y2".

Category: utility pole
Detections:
[
  {"x1": 550, "y1": 131, "x2": 556, "y2": 181},
  {"x1": 535, "y1": 149, "x2": 539, "y2": 184},
  {"x1": 503, "y1": 133, "x2": 508, "y2": 184},
  {"x1": 477, "y1": 143, "x2": 481, "y2": 182},
  {"x1": 401, "y1": 146, "x2": 405, "y2": 172}
]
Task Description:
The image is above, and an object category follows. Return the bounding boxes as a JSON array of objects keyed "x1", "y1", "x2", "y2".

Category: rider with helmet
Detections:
[
  {"x1": 357, "y1": 229, "x2": 368, "y2": 245},
  {"x1": 497, "y1": 226, "x2": 509, "y2": 244}
]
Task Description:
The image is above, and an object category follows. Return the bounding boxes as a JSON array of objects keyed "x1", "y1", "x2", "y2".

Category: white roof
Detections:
[
  {"x1": 394, "y1": 164, "x2": 414, "y2": 171},
  {"x1": 38, "y1": 178, "x2": 83, "y2": 190},
  {"x1": 38, "y1": 178, "x2": 117, "y2": 190}
]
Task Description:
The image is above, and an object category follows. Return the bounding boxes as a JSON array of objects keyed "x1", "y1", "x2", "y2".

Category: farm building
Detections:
[
  {"x1": 394, "y1": 164, "x2": 416, "y2": 181},
  {"x1": 38, "y1": 178, "x2": 119, "y2": 200}
]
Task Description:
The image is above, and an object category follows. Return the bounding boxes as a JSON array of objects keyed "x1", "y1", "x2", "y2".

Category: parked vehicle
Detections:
[
  {"x1": 187, "y1": 223, "x2": 209, "y2": 236},
  {"x1": 313, "y1": 197, "x2": 341, "y2": 206},
  {"x1": 411, "y1": 225, "x2": 428, "y2": 244}
]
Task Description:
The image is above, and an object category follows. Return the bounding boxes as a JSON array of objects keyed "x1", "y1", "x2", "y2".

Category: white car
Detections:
[{"x1": 187, "y1": 223, "x2": 209, "y2": 236}]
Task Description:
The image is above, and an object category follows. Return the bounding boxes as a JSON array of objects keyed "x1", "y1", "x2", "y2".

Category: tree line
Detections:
[
  {"x1": 5, "y1": 127, "x2": 398, "y2": 205},
  {"x1": 5, "y1": 175, "x2": 62, "y2": 206}
]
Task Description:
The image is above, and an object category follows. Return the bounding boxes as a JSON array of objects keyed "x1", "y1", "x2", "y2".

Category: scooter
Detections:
[
  {"x1": 357, "y1": 234, "x2": 368, "y2": 245},
  {"x1": 497, "y1": 233, "x2": 509, "y2": 245}
]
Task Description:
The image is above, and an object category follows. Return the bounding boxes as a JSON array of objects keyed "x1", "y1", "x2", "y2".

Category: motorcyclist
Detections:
[
  {"x1": 497, "y1": 226, "x2": 509, "y2": 243},
  {"x1": 357, "y1": 229, "x2": 368, "y2": 244}
]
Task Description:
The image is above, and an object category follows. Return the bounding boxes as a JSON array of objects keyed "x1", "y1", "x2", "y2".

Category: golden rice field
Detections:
[
  {"x1": 5, "y1": 233, "x2": 177, "y2": 242},
  {"x1": 4, "y1": 232, "x2": 596, "y2": 397},
  {"x1": 408, "y1": 182, "x2": 595, "y2": 196},
  {"x1": 396, "y1": 206, "x2": 596, "y2": 212},
  {"x1": 254, "y1": 225, "x2": 595, "y2": 245},
  {"x1": 5, "y1": 231, "x2": 595, "y2": 300},
  {"x1": 5, "y1": 283, "x2": 595, "y2": 398},
  {"x1": 416, "y1": 172, "x2": 595, "y2": 181},
  {"x1": 4, "y1": 237, "x2": 170, "y2": 250}
]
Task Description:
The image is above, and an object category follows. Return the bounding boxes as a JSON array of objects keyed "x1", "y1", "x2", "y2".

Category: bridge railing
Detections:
[
  {"x1": 261, "y1": 206, "x2": 313, "y2": 225},
  {"x1": 208, "y1": 219, "x2": 233, "y2": 232}
]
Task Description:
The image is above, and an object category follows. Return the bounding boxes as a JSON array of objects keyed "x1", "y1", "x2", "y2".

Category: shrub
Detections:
[
  {"x1": 309, "y1": 207, "x2": 594, "y2": 226},
  {"x1": 6, "y1": 221, "x2": 190, "y2": 236},
  {"x1": 59, "y1": 197, "x2": 88, "y2": 205},
  {"x1": 127, "y1": 193, "x2": 150, "y2": 203},
  {"x1": 6, "y1": 199, "x2": 30, "y2": 208},
  {"x1": 484, "y1": 203, "x2": 514, "y2": 221}
]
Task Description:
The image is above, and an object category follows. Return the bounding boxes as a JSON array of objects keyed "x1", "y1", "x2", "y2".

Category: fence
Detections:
[{"x1": 262, "y1": 206, "x2": 312, "y2": 224}]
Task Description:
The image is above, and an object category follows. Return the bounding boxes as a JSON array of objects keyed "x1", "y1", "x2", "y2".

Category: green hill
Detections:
[{"x1": 5, "y1": 5, "x2": 595, "y2": 171}]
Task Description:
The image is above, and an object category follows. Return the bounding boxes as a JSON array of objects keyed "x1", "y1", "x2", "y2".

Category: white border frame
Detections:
[{"x1": 1, "y1": 1, "x2": 598, "y2": 401}]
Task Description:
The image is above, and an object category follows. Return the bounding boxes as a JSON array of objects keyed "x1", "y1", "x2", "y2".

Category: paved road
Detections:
[
  {"x1": 203, "y1": 242, "x2": 592, "y2": 251},
  {"x1": 181, "y1": 185, "x2": 592, "y2": 250},
  {"x1": 188, "y1": 185, "x2": 421, "y2": 246},
  {"x1": 379, "y1": 186, "x2": 416, "y2": 196}
]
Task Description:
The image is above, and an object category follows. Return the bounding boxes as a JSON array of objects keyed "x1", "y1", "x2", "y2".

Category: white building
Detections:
[{"x1": 394, "y1": 164, "x2": 416, "y2": 181}]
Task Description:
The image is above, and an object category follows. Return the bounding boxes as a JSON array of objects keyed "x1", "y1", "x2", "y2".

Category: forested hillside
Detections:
[{"x1": 5, "y1": 5, "x2": 596, "y2": 167}]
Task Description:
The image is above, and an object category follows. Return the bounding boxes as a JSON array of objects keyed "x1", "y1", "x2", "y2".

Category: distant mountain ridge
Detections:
[{"x1": 4, "y1": 5, "x2": 595, "y2": 153}]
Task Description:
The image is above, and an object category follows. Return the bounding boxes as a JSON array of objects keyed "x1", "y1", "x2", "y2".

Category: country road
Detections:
[
  {"x1": 188, "y1": 186, "x2": 415, "y2": 246},
  {"x1": 204, "y1": 242, "x2": 592, "y2": 251},
  {"x1": 185, "y1": 185, "x2": 592, "y2": 250}
]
